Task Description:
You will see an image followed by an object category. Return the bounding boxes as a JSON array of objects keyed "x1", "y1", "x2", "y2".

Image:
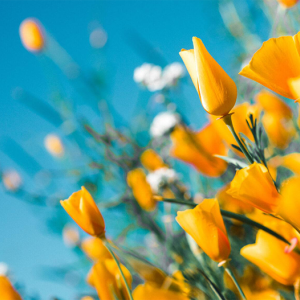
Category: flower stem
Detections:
[
  {"x1": 222, "y1": 114, "x2": 254, "y2": 164},
  {"x1": 224, "y1": 266, "x2": 247, "y2": 300},
  {"x1": 102, "y1": 239, "x2": 134, "y2": 300},
  {"x1": 295, "y1": 279, "x2": 300, "y2": 300}
]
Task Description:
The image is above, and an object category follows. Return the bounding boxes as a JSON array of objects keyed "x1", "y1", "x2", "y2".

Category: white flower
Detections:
[
  {"x1": 146, "y1": 167, "x2": 178, "y2": 192},
  {"x1": 133, "y1": 63, "x2": 153, "y2": 84},
  {"x1": 133, "y1": 62, "x2": 185, "y2": 91},
  {"x1": 150, "y1": 111, "x2": 180, "y2": 137},
  {"x1": 0, "y1": 263, "x2": 9, "y2": 276},
  {"x1": 163, "y1": 62, "x2": 185, "y2": 87}
]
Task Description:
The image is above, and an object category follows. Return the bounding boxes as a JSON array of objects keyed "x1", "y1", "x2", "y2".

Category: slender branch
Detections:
[
  {"x1": 222, "y1": 114, "x2": 254, "y2": 164},
  {"x1": 295, "y1": 279, "x2": 300, "y2": 300},
  {"x1": 102, "y1": 239, "x2": 134, "y2": 300}
]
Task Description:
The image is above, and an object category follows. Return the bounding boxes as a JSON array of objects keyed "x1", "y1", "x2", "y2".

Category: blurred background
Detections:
[{"x1": 0, "y1": 0, "x2": 272, "y2": 299}]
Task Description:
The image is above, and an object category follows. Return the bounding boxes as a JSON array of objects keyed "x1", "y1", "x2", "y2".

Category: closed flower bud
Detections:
[
  {"x1": 127, "y1": 169, "x2": 156, "y2": 211},
  {"x1": 176, "y1": 199, "x2": 231, "y2": 262},
  {"x1": 227, "y1": 163, "x2": 280, "y2": 214},
  {"x1": 0, "y1": 275, "x2": 22, "y2": 300},
  {"x1": 140, "y1": 149, "x2": 166, "y2": 171},
  {"x1": 180, "y1": 37, "x2": 237, "y2": 116},
  {"x1": 19, "y1": 18, "x2": 44, "y2": 52},
  {"x1": 60, "y1": 187, "x2": 105, "y2": 237}
]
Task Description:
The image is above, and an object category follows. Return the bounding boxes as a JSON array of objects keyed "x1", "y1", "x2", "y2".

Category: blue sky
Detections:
[{"x1": 0, "y1": 0, "x2": 269, "y2": 298}]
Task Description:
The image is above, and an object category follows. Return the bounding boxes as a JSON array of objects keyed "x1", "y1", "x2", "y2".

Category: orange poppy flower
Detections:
[
  {"x1": 227, "y1": 163, "x2": 280, "y2": 214},
  {"x1": 60, "y1": 187, "x2": 105, "y2": 237},
  {"x1": 176, "y1": 198, "x2": 231, "y2": 262},
  {"x1": 0, "y1": 276, "x2": 22, "y2": 300},
  {"x1": 87, "y1": 259, "x2": 132, "y2": 300},
  {"x1": 140, "y1": 149, "x2": 167, "y2": 171},
  {"x1": 180, "y1": 37, "x2": 237, "y2": 116},
  {"x1": 170, "y1": 124, "x2": 228, "y2": 177},
  {"x1": 127, "y1": 169, "x2": 156, "y2": 211},
  {"x1": 241, "y1": 228, "x2": 300, "y2": 286},
  {"x1": 240, "y1": 32, "x2": 300, "y2": 99}
]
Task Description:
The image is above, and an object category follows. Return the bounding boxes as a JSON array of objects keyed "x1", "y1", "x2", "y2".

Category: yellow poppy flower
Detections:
[
  {"x1": 133, "y1": 283, "x2": 189, "y2": 300},
  {"x1": 210, "y1": 102, "x2": 259, "y2": 156},
  {"x1": 216, "y1": 183, "x2": 254, "y2": 215},
  {"x1": 127, "y1": 168, "x2": 156, "y2": 211},
  {"x1": 60, "y1": 187, "x2": 105, "y2": 237},
  {"x1": 140, "y1": 149, "x2": 167, "y2": 171},
  {"x1": 180, "y1": 37, "x2": 237, "y2": 116},
  {"x1": 240, "y1": 32, "x2": 300, "y2": 99},
  {"x1": 19, "y1": 19, "x2": 44, "y2": 52},
  {"x1": 170, "y1": 124, "x2": 228, "y2": 177},
  {"x1": 279, "y1": 177, "x2": 300, "y2": 231},
  {"x1": 241, "y1": 228, "x2": 300, "y2": 286},
  {"x1": 176, "y1": 198, "x2": 231, "y2": 262},
  {"x1": 87, "y1": 259, "x2": 132, "y2": 300},
  {"x1": 227, "y1": 163, "x2": 280, "y2": 214},
  {"x1": 0, "y1": 276, "x2": 22, "y2": 300},
  {"x1": 81, "y1": 237, "x2": 111, "y2": 261}
]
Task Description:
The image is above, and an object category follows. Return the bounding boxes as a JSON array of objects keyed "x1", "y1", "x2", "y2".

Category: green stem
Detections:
[
  {"x1": 224, "y1": 267, "x2": 246, "y2": 300},
  {"x1": 162, "y1": 198, "x2": 295, "y2": 247},
  {"x1": 103, "y1": 239, "x2": 134, "y2": 300},
  {"x1": 222, "y1": 114, "x2": 254, "y2": 164},
  {"x1": 196, "y1": 268, "x2": 226, "y2": 300}
]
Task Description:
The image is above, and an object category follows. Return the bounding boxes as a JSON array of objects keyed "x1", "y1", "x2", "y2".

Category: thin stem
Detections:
[
  {"x1": 224, "y1": 267, "x2": 246, "y2": 300},
  {"x1": 222, "y1": 114, "x2": 254, "y2": 164},
  {"x1": 162, "y1": 198, "x2": 295, "y2": 247},
  {"x1": 102, "y1": 239, "x2": 134, "y2": 300},
  {"x1": 196, "y1": 268, "x2": 226, "y2": 300},
  {"x1": 295, "y1": 279, "x2": 300, "y2": 300}
]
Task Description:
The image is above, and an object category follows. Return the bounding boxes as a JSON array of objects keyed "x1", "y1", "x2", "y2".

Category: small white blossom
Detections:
[
  {"x1": 163, "y1": 62, "x2": 185, "y2": 87},
  {"x1": 146, "y1": 167, "x2": 178, "y2": 192},
  {"x1": 150, "y1": 111, "x2": 180, "y2": 137},
  {"x1": 0, "y1": 263, "x2": 9, "y2": 276},
  {"x1": 133, "y1": 63, "x2": 153, "y2": 84},
  {"x1": 133, "y1": 62, "x2": 185, "y2": 91}
]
